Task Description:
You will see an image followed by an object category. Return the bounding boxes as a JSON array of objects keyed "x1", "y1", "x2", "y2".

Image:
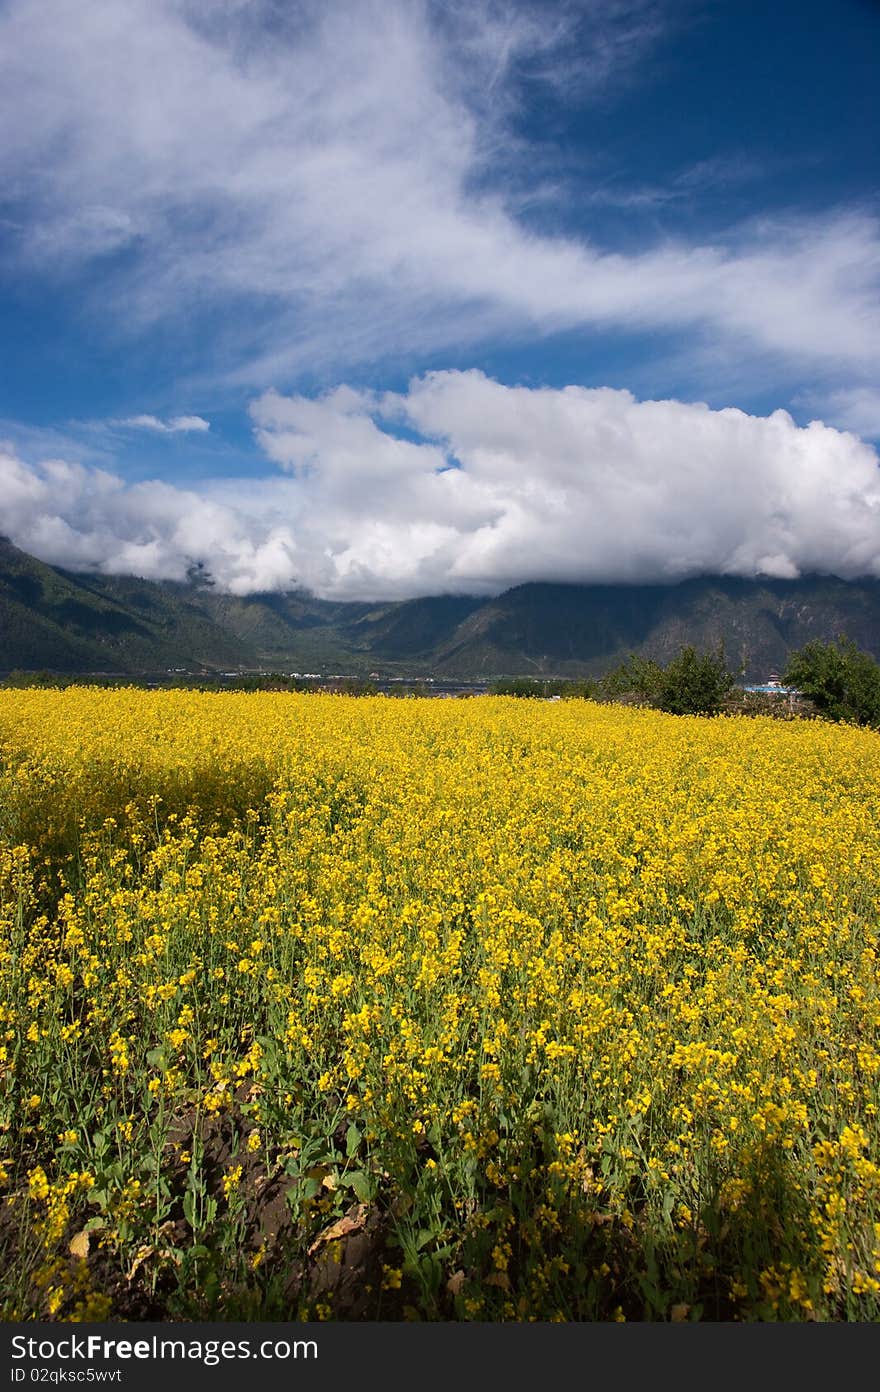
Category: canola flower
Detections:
[{"x1": 1, "y1": 687, "x2": 880, "y2": 1321}]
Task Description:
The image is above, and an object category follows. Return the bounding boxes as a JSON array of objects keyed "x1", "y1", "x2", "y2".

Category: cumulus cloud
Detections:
[
  {"x1": 0, "y1": 0, "x2": 877, "y2": 388},
  {"x1": 0, "y1": 448, "x2": 299, "y2": 594},
  {"x1": 4, "y1": 372, "x2": 880, "y2": 599}
]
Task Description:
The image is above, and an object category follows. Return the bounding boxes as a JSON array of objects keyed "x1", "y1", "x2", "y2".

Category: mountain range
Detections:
[{"x1": 2, "y1": 536, "x2": 880, "y2": 682}]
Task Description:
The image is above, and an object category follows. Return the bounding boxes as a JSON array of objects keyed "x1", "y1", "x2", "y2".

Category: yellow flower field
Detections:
[{"x1": 1, "y1": 688, "x2": 880, "y2": 1320}]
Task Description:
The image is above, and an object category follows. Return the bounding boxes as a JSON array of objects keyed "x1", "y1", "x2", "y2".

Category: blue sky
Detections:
[{"x1": 1, "y1": 0, "x2": 878, "y2": 598}]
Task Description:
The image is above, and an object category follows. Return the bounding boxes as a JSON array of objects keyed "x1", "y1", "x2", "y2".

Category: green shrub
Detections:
[{"x1": 490, "y1": 678, "x2": 597, "y2": 699}]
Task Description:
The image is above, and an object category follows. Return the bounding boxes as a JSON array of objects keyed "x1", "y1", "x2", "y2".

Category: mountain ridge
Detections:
[{"x1": 1, "y1": 537, "x2": 879, "y2": 682}]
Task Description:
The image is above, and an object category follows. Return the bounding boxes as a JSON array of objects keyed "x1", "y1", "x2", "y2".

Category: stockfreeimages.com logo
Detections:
[{"x1": 10, "y1": 1335, "x2": 317, "y2": 1370}]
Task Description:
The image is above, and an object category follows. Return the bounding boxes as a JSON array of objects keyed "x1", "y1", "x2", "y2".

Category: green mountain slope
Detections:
[
  {"x1": 430, "y1": 576, "x2": 880, "y2": 680},
  {"x1": 0, "y1": 538, "x2": 251, "y2": 673},
  {"x1": 2, "y1": 538, "x2": 880, "y2": 681}
]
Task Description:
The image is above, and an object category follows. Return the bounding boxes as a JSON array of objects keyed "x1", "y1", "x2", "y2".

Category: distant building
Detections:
[{"x1": 741, "y1": 673, "x2": 801, "y2": 701}]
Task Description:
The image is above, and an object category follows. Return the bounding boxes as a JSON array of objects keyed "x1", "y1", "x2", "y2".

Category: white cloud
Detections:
[
  {"x1": 250, "y1": 372, "x2": 880, "y2": 595},
  {"x1": 0, "y1": 0, "x2": 877, "y2": 388},
  {"x1": 119, "y1": 414, "x2": 210, "y2": 433},
  {"x1": 4, "y1": 373, "x2": 880, "y2": 599},
  {"x1": 0, "y1": 448, "x2": 298, "y2": 593}
]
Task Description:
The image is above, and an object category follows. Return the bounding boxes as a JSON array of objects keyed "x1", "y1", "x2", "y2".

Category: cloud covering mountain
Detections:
[{"x1": 3, "y1": 372, "x2": 879, "y2": 598}]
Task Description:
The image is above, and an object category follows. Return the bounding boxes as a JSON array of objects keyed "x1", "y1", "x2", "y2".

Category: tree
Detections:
[
  {"x1": 784, "y1": 635, "x2": 880, "y2": 727},
  {"x1": 656, "y1": 644, "x2": 734, "y2": 716},
  {"x1": 594, "y1": 645, "x2": 735, "y2": 714},
  {"x1": 596, "y1": 653, "x2": 664, "y2": 702}
]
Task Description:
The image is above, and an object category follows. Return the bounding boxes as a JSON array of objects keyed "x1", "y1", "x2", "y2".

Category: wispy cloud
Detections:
[
  {"x1": 0, "y1": 0, "x2": 876, "y2": 393},
  {"x1": 672, "y1": 152, "x2": 769, "y2": 192},
  {"x1": 118, "y1": 414, "x2": 210, "y2": 434},
  {"x1": 799, "y1": 386, "x2": 880, "y2": 440}
]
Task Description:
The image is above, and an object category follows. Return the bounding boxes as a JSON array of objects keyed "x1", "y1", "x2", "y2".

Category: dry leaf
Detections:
[
  {"x1": 125, "y1": 1245, "x2": 154, "y2": 1282},
  {"x1": 446, "y1": 1269, "x2": 466, "y2": 1296},
  {"x1": 670, "y1": 1303, "x2": 690, "y2": 1322},
  {"x1": 484, "y1": 1271, "x2": 511, "y2": 1291},
  {"x1": 125, "y1": 1240, "x2": 181, "y2": 1280},
  {"x1": 68, "y1": 1230, "x2": 90, "y2": 1260},
  {"x1": 308, "y1": 1203, "x2": 367, "y2": 1256}
]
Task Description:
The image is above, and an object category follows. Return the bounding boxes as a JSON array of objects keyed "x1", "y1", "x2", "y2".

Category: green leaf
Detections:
[
  {"x1": 347, "y1": 1170, "x2": 374, "y2": 1203},
  {"x1": 183, "y1": 1190, "x2": 197, "y2": 1229},
  {"x1": 345, "y1": 1124, "x2": 362, "y2": 1158}
]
